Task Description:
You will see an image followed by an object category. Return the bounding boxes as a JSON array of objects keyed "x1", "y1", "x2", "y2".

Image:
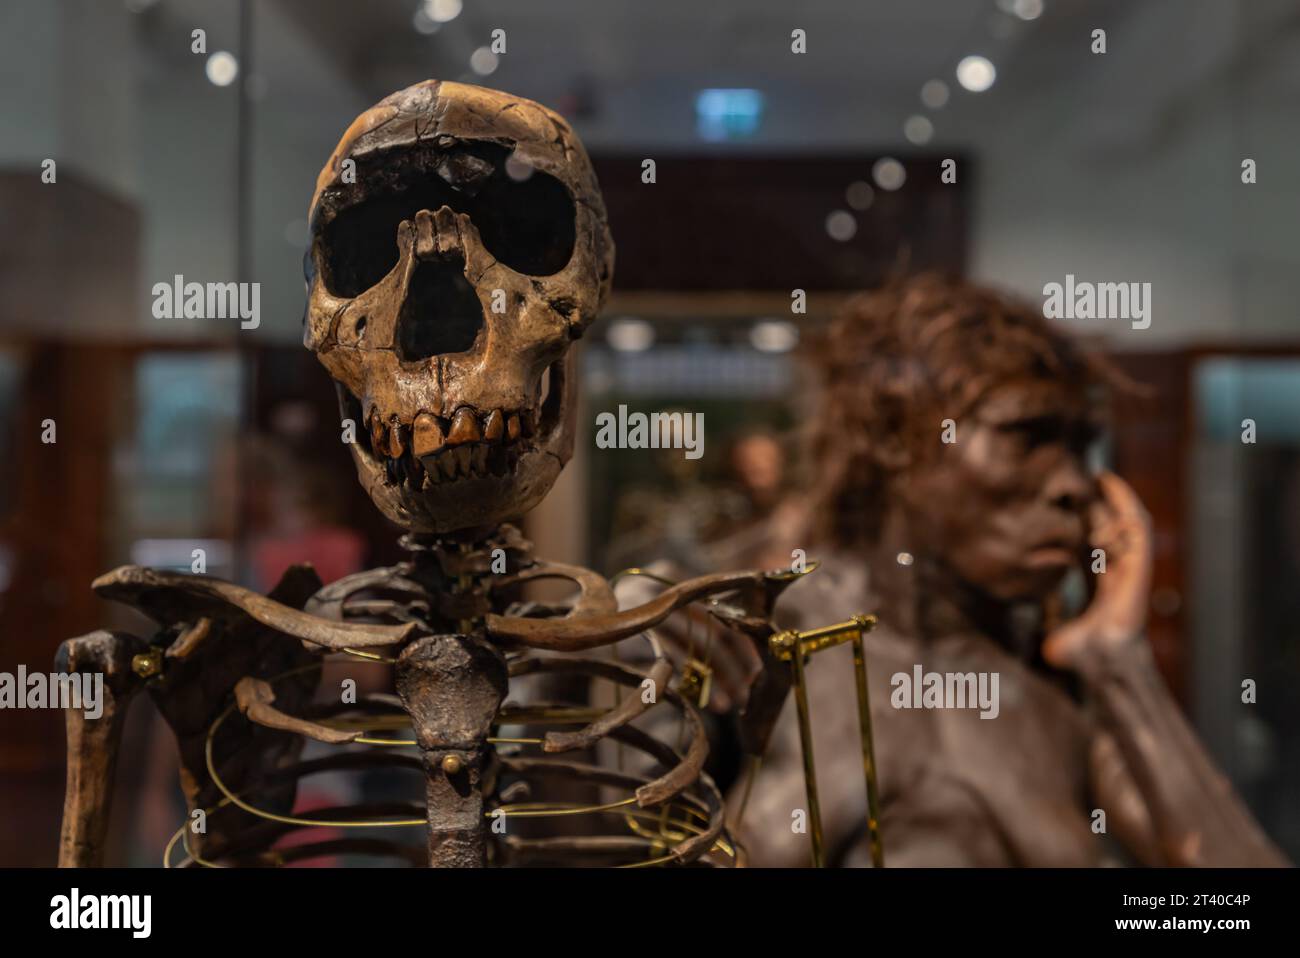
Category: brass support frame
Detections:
[{"x1": 770, "y1": 613, "x2": 883, "y2": 868}]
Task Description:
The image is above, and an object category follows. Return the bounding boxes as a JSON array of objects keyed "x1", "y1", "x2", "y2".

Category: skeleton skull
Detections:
[{"x1": 304, "y1": 80, "x2": 614, "y2": 533}]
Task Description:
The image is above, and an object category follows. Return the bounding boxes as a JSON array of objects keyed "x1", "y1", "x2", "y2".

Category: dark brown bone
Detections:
[
  {"x1": 489, "y1": 559, "x2": 619, "y2": 619},
  {"x1": 56, "y1": 630, "x2": 148, "y2": 867},
  {"x1": 542, "y1": 633, "x2": 672, "y2": 753},
  {"x1": 508, "y1": 656, "x2": 709, "y2": 808},
  {"x1": 100, "y1": 564, "x2": 324, "y2": 860},
  {"x1": 486, "y1": 569, "x2": 790, "y2": 651},
  {"x1": 235, "y1": 676, "x2": 361, "y2": 745},
  {"x1": 305, "y1": 81, "x2": 614, "y2": 535},
  {"x1": 95, "y1": 565, "x2": 418, "y2": 650},
  {"x1": 494, "y1": 715, "x2": 728, "y2": 865},
  {"x1": 395, "y1": 634, "x2": 508, "y2": 867}
]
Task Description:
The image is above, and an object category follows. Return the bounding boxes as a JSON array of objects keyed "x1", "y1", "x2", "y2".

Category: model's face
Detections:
[{"x1": 902, "y1": 378, "x2": 1100, "y2": 602}]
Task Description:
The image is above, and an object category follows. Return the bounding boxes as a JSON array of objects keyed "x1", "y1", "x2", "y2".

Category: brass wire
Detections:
[
  {"x1": 493, "y1": 797, "x2": 637, "y2": 819},
  {"x1": 161, "y1": 585, "x2": 764, "y2": 867},
  {"x1": 607, "y1": 567, "x2": 679, "y2": 589},
  {"x1": 164, "y1": 795, "x2": 236, "y2": 868},
  {"x1": 342, "y1": 647, "x2": 398, "y2": 663},
  {"x1": 502, "y1": 803, "x2": 735, "y2": 867},
  {"x1": 190, "y1": 715, "x2": 727, "y2": 865},
  {"x1": 205, "y1": 706, "x2": 429, "y2": 829}
]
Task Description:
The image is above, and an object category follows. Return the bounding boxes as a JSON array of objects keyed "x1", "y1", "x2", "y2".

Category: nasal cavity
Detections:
[{"x1": 396, "y1": 255, "x2": 484, "y2": 361}]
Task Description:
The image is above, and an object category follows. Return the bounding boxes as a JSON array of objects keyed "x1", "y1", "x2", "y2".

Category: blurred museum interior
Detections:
[{"x1": 1, "y1": 0, "x2": 1299, "y2": 865}]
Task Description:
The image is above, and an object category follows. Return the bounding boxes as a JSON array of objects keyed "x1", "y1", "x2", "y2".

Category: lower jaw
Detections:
[
  {"x1": 351, "y1": 442, "x2": 561, "y2": 535},
  {"x1": 377, "y1": 440, "x2": 531, "y2": 491}
]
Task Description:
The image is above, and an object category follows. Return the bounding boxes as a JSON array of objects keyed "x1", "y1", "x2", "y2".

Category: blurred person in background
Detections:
[{"x1": 704, "y1": 428, "x2": 807, "y2": 571}]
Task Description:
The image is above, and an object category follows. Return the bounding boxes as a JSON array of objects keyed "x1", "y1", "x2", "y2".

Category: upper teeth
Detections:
[{"x1": 367, "y1": 405, "x2": 533, "y2": 487}]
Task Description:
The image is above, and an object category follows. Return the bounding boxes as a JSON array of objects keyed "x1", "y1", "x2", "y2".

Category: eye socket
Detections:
[
  {"x1": 1001, "y1": 415, "x2": 1064, "y2": 449},
  {"x1": 998, "y1": 415, "x2": 1101, "y2": 454},
  {"x1": 470, "y1": 166, "x2": 576, "y2": 276},
  {"x1": 322, "y1": 190, "x2": 453, "y2": 297},
  {"x1": 317, "y1": 144, "x2": 577, "y2": 298}
]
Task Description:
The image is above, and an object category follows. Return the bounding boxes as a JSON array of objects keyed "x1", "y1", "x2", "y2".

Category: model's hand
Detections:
[{"x1": 1043, "y1": 471, "x2": 1153, "y2": 670}]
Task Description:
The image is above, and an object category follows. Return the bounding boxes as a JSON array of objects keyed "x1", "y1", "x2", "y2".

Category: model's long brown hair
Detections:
[{"x1": 798, "y1": 273, "x2": 1128, "y2": 551}]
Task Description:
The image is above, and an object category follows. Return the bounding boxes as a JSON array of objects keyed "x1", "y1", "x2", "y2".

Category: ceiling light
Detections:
[
  {"x1": 606, "y1": 319, "x2": 655, "y2": 352},
  {"x1": 825, "y1": 210, "x2": 857, "y2": 242},
  {"x1": 1011, "y1": 0, "x2": 1044, "y2": 21},
  {"x1": 920, "y1": 79, "x2": 949, "y2": 109},
  {"x1": 470, "y1": 47, "x2": 499, "y2": 76},
  {"x1": 904, "y1": 115, "x2": 934, "y2": 145},
  {"x1": 412, "y1": 10, "x2": 440, "y2": 34},
  {"x1": 424, "y1": 0, "x2": 462, "y2": 23},
  {"x1": 872, "y1": 158, "x2": 906, "y2": 191},
  {"x1": 750, "y1": 320, "x2": 799, "y2": 353},
  {"x1": 956, "y1": 55, "x2": 996, "y2": 93},
  {"x1": 205, "y1": 51, "x2": 238, "y2": 87},
  {"x1": 846, "y1": 180, "x2": 874, "y2": 211}
]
